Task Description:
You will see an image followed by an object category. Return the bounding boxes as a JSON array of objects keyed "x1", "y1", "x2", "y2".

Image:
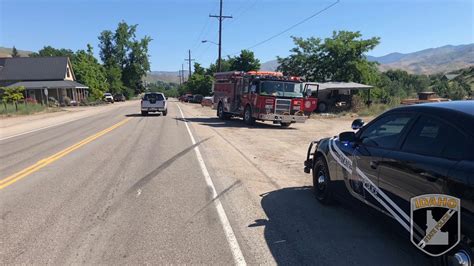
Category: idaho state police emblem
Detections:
[{"x1": 411, "y1": 194, "x2": 460, "y2": 256}]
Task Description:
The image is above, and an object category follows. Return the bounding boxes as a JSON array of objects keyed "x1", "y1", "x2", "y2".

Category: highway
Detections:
[
  {"x1": 0, "y1": 102, "x2": 240, "y2": 264},
  {"x1": 0, "y1": 101, "x2": 431, "y2": 265}
]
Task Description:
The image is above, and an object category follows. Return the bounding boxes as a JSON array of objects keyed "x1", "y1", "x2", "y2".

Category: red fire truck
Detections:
[{"x1": 213, "y1": 71, "x2": 317, "y2": 127}]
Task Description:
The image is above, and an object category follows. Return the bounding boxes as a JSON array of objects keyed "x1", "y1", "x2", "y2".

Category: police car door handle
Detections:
[{"x1": 370, "y1": 161, "x2": 379, "y2": 169}]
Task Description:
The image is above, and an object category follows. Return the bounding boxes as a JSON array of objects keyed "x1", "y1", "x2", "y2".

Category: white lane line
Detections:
[
  {"x1": 0, "y1": 116, "x2": 86, "y2": 141},
  {"x1": 176, "y1": 103, "x2": 247, "y2": 266}
]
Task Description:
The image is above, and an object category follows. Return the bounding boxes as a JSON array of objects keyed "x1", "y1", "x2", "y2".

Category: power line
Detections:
[
  {"x1": 191, "y1": 3, "x2": 220, "y2": 55},
  {"x1": 226, "y1": 0, "x2": 259, "y2": 26},
  {"x1": 226, "y1": 0, "x2": 339, "y2": 56}
]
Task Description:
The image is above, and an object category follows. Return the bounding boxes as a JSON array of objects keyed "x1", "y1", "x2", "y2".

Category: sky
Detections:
[{"x1": 0, "y1": 0, "x2": 473, "y2": 71}]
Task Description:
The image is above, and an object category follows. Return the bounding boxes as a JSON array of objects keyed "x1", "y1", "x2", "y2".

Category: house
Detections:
[
  {"x1": 0, "y1": 57, "x2": 88, "y2": 104},
  {"x1": 442, "y1": 73, "x2": 460, "y2": 81}
]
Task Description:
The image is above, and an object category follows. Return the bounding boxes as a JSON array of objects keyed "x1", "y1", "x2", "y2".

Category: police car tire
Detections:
[
  {"x1": 281, "y1": 122, "x2": 291, "y2": 128},
  {"x1": 434, "y1": 239, "x2": 473, "y2": 266},
  {"x1": 163, "y1": 110, "x2": 167, "y2": 116},
  {"x1": 313, "y1": 157, "x2": 334, "y2": 204}
]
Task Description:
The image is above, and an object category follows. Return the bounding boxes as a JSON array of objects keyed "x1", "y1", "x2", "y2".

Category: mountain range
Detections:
[{"x1": 260, "y1": 44, "x2": 473, "y2": 75}]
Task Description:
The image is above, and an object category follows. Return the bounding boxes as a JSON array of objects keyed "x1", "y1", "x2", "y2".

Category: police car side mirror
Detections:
[
  {"x1": 351, "y1": 119, "x2": 365, "y2": 130},
  {"x1": 339, "y1": 131, "x2": 356, "y2": 142}
]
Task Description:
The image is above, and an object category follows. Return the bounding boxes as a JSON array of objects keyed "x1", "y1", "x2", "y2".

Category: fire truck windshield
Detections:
[{"x1": 259, "y1": 81, "x2": 303, "y2": 98}]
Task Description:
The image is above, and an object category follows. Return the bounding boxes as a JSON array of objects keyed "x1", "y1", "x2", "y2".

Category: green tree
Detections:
[
  {"x1": 206, "y1": 59, "x2": 232, "y2": 76},
  {"x1": 446, "y1": 81, "x2": 467, "y2": 100},
  {"x1": 2, "y1": 86, "x2": 25, "y2": 111},
  {"x1": 185, "y1": 74, "x2": 213, "y2": 96},
  {"x1": 122, "y1": 35, "x2": 152, "y2": 94},
  {"x1": 228, "y1": 50, "x2": 260, "y2": 72},
  {"x1": 98, "y1": 21, "x2": 152, "y2": 95},
  {"x1": 193, "y1": 62, "x2": 206, "y2": 75},
  {"x1": 31, "y1": 46, "x2": 75, "y2": 58},
  {"x1": 72, "y1": 46, "x2": 109, "y2": 99},
  {"x1": 11, "y1": 46, "x2": 19, "y2": 57},
  {"x1": 277, "y1": 31, "x2": 380, "y2": 83}
]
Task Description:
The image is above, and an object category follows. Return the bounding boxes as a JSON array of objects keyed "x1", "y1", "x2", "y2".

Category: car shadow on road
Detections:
[
  {"x1": 254, "y1": 186, "x2": 431, "y2": 265},
  {"x1": 125, "y1": 113, "x2": 162, "y2": 117},
  {"x1": 173, "y1": 117, "x2": 297, "y2": 130}
]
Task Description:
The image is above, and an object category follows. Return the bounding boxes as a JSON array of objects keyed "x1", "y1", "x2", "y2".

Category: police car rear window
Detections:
[{"x1": 402, "y1": 116, "x2": 467, "y2": 160}]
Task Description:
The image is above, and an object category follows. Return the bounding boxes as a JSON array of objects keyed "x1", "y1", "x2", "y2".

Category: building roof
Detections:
[
  {"x1": 444, "y1": 74, "x2": 460, "y2": 80},
  {"x1": 6, "y1": 80, "x2": 88, "y2": 89},
  {"x1": 306, "y1": 82, "x2": 373, "y2": 91},
  {"x1": 0, "y1": 57, "x2": 72, "y2": 81}
]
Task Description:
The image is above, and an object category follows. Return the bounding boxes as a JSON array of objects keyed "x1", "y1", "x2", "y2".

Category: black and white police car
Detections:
[{"x1": 304, "y1": 101, "x2": 473, "y2": 266}]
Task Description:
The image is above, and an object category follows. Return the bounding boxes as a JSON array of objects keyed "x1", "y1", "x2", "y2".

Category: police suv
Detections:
[{"x1": 304, "y1": 101, "x2": 473, "y2": 266}]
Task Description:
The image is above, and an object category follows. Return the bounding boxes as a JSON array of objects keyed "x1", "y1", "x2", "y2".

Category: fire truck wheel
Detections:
[
  {"x1": 313, "y1": 157, "x2": 334, "y2": 204},
  {"x1": 280, "y1": 122, "x2": 291, "y2": 128},
  {"x1": 244, "y1": 106, "x2": 255, "y2": 125},
  {"x1": 217, "y1": 102, "x2": 230, "y2": 120}
]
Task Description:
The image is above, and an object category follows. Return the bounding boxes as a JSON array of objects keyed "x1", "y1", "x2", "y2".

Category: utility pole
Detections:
[
  {"x1": 184, "y1": 50, "x2": 195, "y2": 80},
  {"x1": 210, "y1": 0, "x2": 232, "y2": 72},
  {"x1": 181, "y1": 64, "x2": 185, "y2": 83},
  {"x1": 177, "y1": 68, "x2": 182, "y2": 86}
]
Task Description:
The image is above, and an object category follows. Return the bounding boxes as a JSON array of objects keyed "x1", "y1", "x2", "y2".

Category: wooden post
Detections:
[{"x1": 39, "y1": 89, "x2": 43, "y2": 105}]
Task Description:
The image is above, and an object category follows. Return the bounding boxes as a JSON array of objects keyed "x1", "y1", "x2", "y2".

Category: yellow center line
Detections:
[{"x1": 0, "y1": 117, "x2": 131, "y2": 190}]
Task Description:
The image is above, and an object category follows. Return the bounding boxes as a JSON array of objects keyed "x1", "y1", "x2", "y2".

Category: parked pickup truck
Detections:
[{"x1": 141, "y1": 92, "x2": 167, "y2": 116}]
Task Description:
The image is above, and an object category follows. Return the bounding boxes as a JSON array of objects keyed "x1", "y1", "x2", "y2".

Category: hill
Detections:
[
  {"x1": 0, "y1": 47, "x2": 33, "y2": 57},
  {"x1": 261, "y1": 44, "x2": 474, "y2": 75},
  {"x1": 260, "y1": 60, "x2": 279, "y2": 71},
  {"x1": 144, "y1": 71, "x2": 189, "y2": 84},
  {"x1": 368, "y1": 44, "x2": 474, "y2": 74}
]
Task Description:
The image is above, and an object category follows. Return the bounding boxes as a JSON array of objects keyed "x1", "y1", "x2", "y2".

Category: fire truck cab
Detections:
[{"x1": 213, "y1": 71, "x2": 317, "y2": 127}]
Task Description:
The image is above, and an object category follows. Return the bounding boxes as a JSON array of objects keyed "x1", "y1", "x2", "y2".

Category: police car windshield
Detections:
[{"x1": 260, "y1": 81, "x2": 303, "y2": 97}]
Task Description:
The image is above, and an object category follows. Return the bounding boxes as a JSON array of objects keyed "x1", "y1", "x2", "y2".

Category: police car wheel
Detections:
[
  {"x1": 313, "y1": 157, "x2": 333, "y2": 204},
  {"x1": 281, "y1": 122, "x2": 291, "y2": 128},
  {"x1": 436, "y1": 241, "x2": 473, "y2": 266}
]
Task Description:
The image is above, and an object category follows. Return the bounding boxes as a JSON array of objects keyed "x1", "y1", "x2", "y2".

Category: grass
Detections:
[
  {"x1": 0, "y1": 103, "x2": 60, "y2": 116},
  {"x1": 356, "y1": 103, "x2": 400, "y2": 116}
]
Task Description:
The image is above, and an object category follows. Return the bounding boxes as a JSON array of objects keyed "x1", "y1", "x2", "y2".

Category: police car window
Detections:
[
  {"x1": 402, "y1": 116, "x2": 467, "y2": 159},
  {"x1": 359, "y1": 114, "x2": 412, "y2": 149}
]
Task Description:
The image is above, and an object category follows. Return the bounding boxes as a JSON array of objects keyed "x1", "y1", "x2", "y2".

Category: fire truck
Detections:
[{"x1": 213, "y1": 71, "x2": 318, "y2": 128}]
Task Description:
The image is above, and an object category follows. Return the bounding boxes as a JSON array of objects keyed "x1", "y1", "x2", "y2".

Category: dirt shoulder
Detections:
[
  {"x1": 177, "y1": 102, "x2": 428, "y2": 265},
  {"x1": 0, "y1": 101, "x2": 138, "y2": 140},
  {"x1": 180, "y1": 103, "x2": 371, "y2": 188}
]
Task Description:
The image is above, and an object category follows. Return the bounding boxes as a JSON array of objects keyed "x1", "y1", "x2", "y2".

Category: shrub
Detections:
[{"x1": 63, "y1": 96, "x2": 71, "y2": 106}]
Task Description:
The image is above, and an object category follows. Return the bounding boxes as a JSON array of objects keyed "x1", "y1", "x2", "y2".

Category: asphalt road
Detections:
[
  {"x1": 0, "y1": 102, "x2": 236, "y2": 264},
  {"x1": 0, "y1": 101, "x2": 432, "y2": 265}
]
